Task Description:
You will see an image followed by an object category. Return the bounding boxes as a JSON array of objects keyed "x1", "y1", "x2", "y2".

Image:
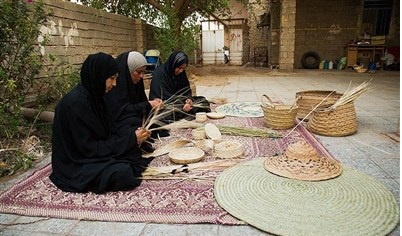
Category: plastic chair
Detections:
[{"x1": 144, "y1": 49, "x2": 161, "y2": 75}]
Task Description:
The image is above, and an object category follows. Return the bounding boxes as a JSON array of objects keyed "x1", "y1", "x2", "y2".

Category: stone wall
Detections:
[
  {"x1": 279, "y1": 0, "x2": 296, "y2": 70},
  {"x1": 247, "y1": 0, "x2": 271, "y2": 66},
  {"x1": 40, "y1": 0, "x2": 156, "y2": 68}
]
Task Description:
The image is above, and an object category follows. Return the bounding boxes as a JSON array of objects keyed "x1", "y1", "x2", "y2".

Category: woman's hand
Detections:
[
  {"x1": 183, "y1": 98, "x2": 193, "y2": 112},
  {"x1": 149, "y1": 98, "x2": 163, "y2": 109},
  {"x1": 185, "y1": 98, "x2": 193, "y2": 106},
  {"x1": 135, "y1": 127, "x2": 151, "y2": 145}
]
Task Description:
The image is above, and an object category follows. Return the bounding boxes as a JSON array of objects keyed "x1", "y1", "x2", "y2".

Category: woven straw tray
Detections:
[{"x1": 169, "y1": 147, "x2": 205, "y2": 164}]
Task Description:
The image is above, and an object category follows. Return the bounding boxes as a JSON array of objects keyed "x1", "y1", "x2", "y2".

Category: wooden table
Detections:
[{"x1": 346, "y1": 44, "x2": 385, "y2": 69}]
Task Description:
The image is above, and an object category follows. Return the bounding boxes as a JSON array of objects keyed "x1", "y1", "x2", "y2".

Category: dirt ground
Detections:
[
  {"x1": 145, "y1": 64, "x2": 371, "y2": 90},
  {"x1": 187, "y1": 64, "x2": 300, "y2": 87}
]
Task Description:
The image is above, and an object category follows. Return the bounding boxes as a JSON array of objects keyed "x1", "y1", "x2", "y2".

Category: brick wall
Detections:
[
  {"x1": 279, "y1": 0, "x2": 296, "y2": 70},
  {"x1": 40, "y1": 0, "x2": 156, "y2": 68},
  {"x1": 257, "y1": 0, "x2": 399, "y2": 69},
  {"x1": 294, "y1": 0, "x2": 361, "y2": 69}
]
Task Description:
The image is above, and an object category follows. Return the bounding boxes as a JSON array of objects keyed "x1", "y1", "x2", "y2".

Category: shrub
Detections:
[{"x1": 0, "y1": 0, "x2": 49, "y2": 140}]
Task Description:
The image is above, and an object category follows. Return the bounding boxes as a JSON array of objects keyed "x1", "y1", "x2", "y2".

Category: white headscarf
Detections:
[{"x1": 127, "y1": 51, "x2": 147, "y2": 73}]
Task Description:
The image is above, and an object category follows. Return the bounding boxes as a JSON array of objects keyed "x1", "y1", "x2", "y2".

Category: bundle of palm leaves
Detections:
[
  {"x1": 142, "y1": 87, "x2": 209, "y2": 131},
  {"x1": 141, "y1": 159, "x2": 240, "y2": 180},
  {"x1": 216, "y1": 125, "x2": 282, "y2": 138},
  {"x1": 328, "y1": 80, "x2": 373, "y2": 110}
]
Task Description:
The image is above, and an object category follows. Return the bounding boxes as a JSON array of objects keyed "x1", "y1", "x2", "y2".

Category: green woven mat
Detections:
[{"x1": 214, "y1": 158, "x2": 399, "y2": 236}]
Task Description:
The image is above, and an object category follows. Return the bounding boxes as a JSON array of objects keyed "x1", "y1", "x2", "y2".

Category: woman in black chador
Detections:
[
  {"x1": 49, "y1": 52, "x2": 153, "y2": 194},
  {"x1": 104, "y1": 51, "x2": 164, "y2": 144},
  {"x1": 104, "y1": 51, "x2": 162, "y2": 132},
  {"x1": 148, "y1": 50, "x2": 210, "y2": 121}
]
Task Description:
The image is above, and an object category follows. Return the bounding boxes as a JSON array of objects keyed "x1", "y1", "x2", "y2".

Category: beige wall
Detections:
[{"x1": 40, "y1": 0, "x2": 156, "y2": 67}]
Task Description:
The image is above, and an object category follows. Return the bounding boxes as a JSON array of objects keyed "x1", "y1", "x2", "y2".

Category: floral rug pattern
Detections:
[{"x1": 0, "y1": 116, "x2": 333, "y2": 224}]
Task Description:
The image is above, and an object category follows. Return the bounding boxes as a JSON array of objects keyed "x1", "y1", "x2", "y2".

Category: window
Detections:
[{"x1": 363, "y1": 0, "x2": 393, "y2": 35}]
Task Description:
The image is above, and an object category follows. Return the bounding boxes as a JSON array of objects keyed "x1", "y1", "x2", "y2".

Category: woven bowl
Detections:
[{"x1": 169, "y1": 147, "x2": 205, "y2": 164}]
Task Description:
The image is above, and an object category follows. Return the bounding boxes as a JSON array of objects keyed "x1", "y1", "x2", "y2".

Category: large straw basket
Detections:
[
  {"x1": 295, "y1": 90, "x2": 343, "y2": 121},
  {"x1": 261, "y1": 95, "x2": 298, "y2": 130},
  {"x1": 307, "y1": 102, "x2": 357, "y2": 136}
]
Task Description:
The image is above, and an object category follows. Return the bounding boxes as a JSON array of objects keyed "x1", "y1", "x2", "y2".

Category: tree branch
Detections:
[{"x1": 145, "y1": 0, "x2": 164, "y2": 12}]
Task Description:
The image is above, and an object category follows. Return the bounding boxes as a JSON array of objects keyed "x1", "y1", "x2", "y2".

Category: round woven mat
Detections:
[
  {"x1": 214, "y1": 158, "x2": 399, "y2": 236},
  {"x1": 215, "y1": 102, "x2": 263, "y2": 117}
]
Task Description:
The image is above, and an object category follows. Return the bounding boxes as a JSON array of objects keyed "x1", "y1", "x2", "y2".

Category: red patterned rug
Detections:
[{"x1": 0, "y1": 116, "x2": 334, "y2": 224}]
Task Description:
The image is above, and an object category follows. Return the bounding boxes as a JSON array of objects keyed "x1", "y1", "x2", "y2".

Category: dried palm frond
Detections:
[
  {"x1": 141, "y1": 159, "x2": 239, "y2": 178},
  {"x1": 191, "y1": 100, "x2": 210, "y2": 109},
  {"x1": 162, "y1": 87, "x2": 210, "y2": 110},
  {"x1": 142, "y1": 105, "x2": 174, "y2": 130},
  {"x1": 216, "y1": 125, "x2": 282, "y2": 138},
  {"x1": 149, "y1": 119, "x2": 203, "y2": 132},
  {"x1": 143, "y1": 86, "x2": 208, "y2": 132},
  {"x1": 328, "y1": 80, "x2": 373, "y2": 110},
  {"x1": 141, "y1": 105, "x2": 189, "y2": 134},
  {"x1": 163, "y1": 87, "x2": 192, "y2": 105},
  {"x1": 142, "y1": 139, "x2": 192, "y2": 158}
]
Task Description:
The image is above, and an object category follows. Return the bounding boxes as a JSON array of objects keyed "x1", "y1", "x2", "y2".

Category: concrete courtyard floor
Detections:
[{"x1": 0, "y1": 67, "x2": 400, "y2": 235}]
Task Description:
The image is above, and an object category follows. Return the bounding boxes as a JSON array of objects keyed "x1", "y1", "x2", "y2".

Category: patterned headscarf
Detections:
[{"x1": 165, "y1": 51, "x2": 189, "y2": 77}]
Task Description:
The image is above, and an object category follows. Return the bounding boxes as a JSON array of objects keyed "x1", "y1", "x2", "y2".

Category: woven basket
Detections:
[
  {"x1": 261, "y1": 95, "x2": 298, "y2": 130},
  {"x1": 307, "y1": 102, "x2": 357, "y2": 136},
  {"x1": 295, "y1": 90, "x2": 343, "y2": 121}
]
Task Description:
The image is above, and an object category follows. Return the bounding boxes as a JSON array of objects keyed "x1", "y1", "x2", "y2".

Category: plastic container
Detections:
[
  {"x1": 323, "y1": 60, "x2": 329, "y2": 69},
  {"x1": 319, "y1": 60, "x2": 325, "y2": 69},
  {"x1": 328, "y1": 61, "x2": 333, "y2": 69}
]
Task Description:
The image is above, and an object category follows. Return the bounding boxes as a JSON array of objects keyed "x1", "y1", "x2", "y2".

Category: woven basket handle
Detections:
[
  {"x1": 261, "y1": 95, "x2": 275, "y2": 107},
  {"x1": 289, "y1": 96, "x2": 301, "y2": 110}
]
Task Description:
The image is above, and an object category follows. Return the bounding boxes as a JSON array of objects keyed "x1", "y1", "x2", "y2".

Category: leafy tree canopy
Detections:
[
  {"x1": 74, "y1": 0, "x2": 258, "y2": 60},
  {"x1": 79, "y1": 0, "x2": 238, "y2": 27}
]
